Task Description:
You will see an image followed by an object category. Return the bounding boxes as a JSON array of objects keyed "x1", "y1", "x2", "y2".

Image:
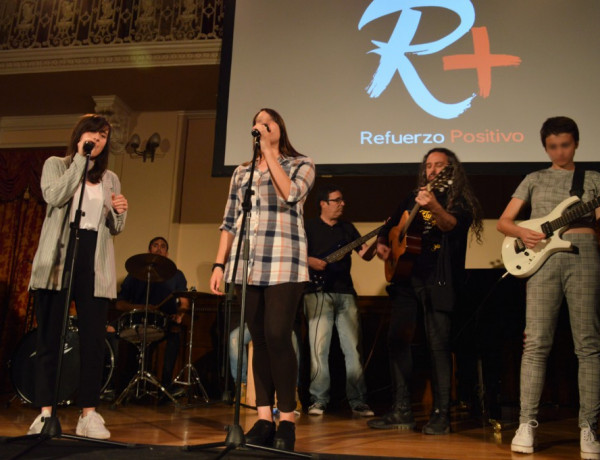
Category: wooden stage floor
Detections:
[{"x1": 0, "y1": 393, "x2": 587, "y2": 459}]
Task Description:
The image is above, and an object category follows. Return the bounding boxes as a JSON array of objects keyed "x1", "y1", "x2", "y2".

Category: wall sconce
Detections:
[{"x1": 126, "y1": 132, "x2": 161, "y2": 162}]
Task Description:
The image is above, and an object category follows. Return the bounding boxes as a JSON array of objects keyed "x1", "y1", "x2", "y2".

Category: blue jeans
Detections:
[
  {"x1": 303, "y1": 292, "x2": 368, "y2": 408},
  {"x1": 229, "y1": 324, "x2": 300, "y2": 386},
  {"x1": 229, "y1": 324, "x2": 252, "y2": 384}
]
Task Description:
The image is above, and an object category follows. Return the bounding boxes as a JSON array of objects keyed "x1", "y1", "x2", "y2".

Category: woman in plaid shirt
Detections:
[{"x1": 210, "y1": 108, "x2": 315, "y2": 451}]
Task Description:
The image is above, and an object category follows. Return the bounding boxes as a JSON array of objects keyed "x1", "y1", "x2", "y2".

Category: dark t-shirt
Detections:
[
  {"x1": 118, "y1": 270, "x2": 187, "y2": 315},
  {"x1": 305, "y1": 217, "x2": 361, "y2": 294},
  {"x1": 380, "y1": 190, "x2": 472, "y2": 281}
]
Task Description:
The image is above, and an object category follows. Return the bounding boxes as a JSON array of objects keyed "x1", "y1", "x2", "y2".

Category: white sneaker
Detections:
[
  {"x1": 75, "y1": 411, "x2": 111, "y2": 439},
  {"x1": 511, "y1": 420, "x2": 538, "y2": 454},
  {"x1": 581, "y1": 424, "x2": 600, "y2": 460},
  {"x1": 308, "y1": 402, "x2": 325, "y2": 415},
  {"x1": 27, "y1": 410, "x2": 51, "y2": 435}
]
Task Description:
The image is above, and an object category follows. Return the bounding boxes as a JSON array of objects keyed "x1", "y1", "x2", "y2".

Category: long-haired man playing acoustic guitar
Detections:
[
  {"x1": 497, "y1": 116, "x2": 600, "y2": 458},
  {"x1": 369, "y1": 148, "x2": 482, "y2": 435}
]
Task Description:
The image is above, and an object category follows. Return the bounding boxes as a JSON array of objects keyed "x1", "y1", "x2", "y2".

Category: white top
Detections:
[{"x1": 70, "y1": 182, "x2": 103, "y2": 230}]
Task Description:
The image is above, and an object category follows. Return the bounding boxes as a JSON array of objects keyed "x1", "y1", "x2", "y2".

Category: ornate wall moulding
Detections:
[{"x1": 0, "y1": 41, "x2": 221, "y2": 75}]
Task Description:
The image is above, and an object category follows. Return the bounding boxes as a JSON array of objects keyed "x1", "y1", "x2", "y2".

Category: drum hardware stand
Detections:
[
  {"x1": 170, "y1": 289, "x2": 210, "y2": 407},
  {"x1": 185, "y1": 133, "x2": 310, "y2": 458},
  {"x1": 114, "y1": 261, "x2": 179, "y2": 407},
  {"x1": 5, "y1": 147, "x2": 132, "y2": 460}
]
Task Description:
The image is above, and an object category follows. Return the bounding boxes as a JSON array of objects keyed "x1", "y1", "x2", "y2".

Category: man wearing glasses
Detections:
[{"x1": 304, "y1": 185, "x2": 377, "y2": 417}]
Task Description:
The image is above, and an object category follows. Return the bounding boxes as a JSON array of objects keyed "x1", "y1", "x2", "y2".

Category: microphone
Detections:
[
  {"x1": 251, "y1": 124, "x2": 271, "y2": 138},
  {"x1": 83, "y1": 141, "x2": 95, "y2": 153}
]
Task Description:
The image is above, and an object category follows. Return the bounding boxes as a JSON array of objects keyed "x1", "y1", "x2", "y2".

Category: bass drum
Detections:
[{"x1": 9, "y1": 328, "x2": 114, "y2": 405}]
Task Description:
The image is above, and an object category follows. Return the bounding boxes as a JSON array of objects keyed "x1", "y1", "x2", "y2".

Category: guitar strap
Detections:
[
  {"x1": 570, "y1": 165, "x2": 585, "y2": 198},
  {"x1": 568, "y1": 165, "x2": 585, "y2": 255}
]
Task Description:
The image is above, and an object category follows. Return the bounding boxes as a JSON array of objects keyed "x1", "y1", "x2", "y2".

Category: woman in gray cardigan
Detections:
[{"x1": 27, "y1": 114, "x2": 127, "y2": 439}]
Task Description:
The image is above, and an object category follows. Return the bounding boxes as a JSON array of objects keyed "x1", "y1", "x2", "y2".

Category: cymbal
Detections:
[
  {"x1": 171, "y1": 290, "x2": 210, "y2": 300},
  {"x1": 125, "y1": 253, "x2": 177, "y2": 283}
]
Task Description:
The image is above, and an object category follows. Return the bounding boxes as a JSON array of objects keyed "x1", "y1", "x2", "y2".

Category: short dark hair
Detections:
[
  {"x1": 148, "y1": 236, "x2": 169, "y2": 252},
  {"x1": 540, "y1": 116, "x2": 579, "y2": 148},
  {"x1": 316, "y1": 184, "x2": 342, "y2": 203}
]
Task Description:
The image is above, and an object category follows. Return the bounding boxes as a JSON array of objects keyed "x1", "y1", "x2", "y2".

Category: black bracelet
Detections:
[{"x1": 211, "y1": 263, "x2": 225, "y2": 272}]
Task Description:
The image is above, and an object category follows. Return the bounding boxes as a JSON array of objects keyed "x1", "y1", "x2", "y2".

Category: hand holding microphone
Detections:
[
  {"x1": 251, "y1": 123, "x2": 271, "y2": 138},
  {"x1": 82, "y1": 140, "x2": 95, "y2": 155}
]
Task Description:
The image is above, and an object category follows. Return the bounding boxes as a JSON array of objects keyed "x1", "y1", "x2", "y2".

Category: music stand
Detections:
[
  {"x1": 113, "y1": 253, "x2": 180, "y2": 407},
  {"x1": 185, "y1": 134, "x2": 310, "y2": 459},
  {"x1": 171, "y1": 289, "x2": 210, "y2": 406},
  {"x1": 5, "y1": 148, "x2": 132, "y2": 459}
]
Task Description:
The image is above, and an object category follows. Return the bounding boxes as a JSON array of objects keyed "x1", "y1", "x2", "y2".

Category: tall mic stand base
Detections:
[
  {"x1": 4, "y1": 416, "x2": 134, "y2": 460},
  {"x1": 184, "y1": 422, "x2": 312, "y2": 459}
]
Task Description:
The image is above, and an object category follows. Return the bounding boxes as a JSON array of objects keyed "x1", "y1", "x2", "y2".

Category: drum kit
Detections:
[
  {"x1": 113, "y1": 253, "x2": 209, "y2": 407},
  {"x1": 10, "y1": 318, "x2": 114, "y2": 406},
  {"x1": 10, "y1": 252, "x2": 209, "y2": 408}
]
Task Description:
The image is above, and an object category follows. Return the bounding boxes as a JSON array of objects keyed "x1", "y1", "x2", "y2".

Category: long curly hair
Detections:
[{"x1": 417, "y1": 147, "x2": 483, "y2": 243}]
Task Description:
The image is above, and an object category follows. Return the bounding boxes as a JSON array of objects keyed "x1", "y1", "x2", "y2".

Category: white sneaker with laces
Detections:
[
  {"x1": 308, "y1": 402, "x2": 325, "y2": 415},
  {"x1": 511, "y1": 420, "x2": 538, "y2": 454},
  {"x1": 581, "y1": 424, "x2": 600, "y2": 460},
  {"x1": 76, "y1": 411, "x2": 111, "y2": 439},
  {"x1": 27, "y1": 410, "x2": 51, "y2": 435}
]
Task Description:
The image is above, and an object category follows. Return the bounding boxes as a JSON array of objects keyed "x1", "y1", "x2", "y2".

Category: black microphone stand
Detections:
[
  {"x1": 185, "y1": 136, "x2": 310, "y2": 459},
  {"x1": 6, "y1": 148, "x2": 132, "y2": 459}
]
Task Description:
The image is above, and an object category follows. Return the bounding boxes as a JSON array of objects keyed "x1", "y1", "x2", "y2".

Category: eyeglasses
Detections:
[{"x1": 327, "y1": 198, "x2": 345, "y2": 204}]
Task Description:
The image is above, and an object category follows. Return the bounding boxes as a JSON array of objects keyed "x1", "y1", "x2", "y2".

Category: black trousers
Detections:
[
  {"x1": 34, "y1": 230, "x2": 108, "y2": 408},
  {"x1": 243, "y1": 282, "x2": 305, "y2": 413},
  {"x1": 387, "y1": 275, "x2": 453, "y2": 413}
]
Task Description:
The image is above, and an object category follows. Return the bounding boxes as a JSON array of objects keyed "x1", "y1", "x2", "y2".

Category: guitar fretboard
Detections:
[
  {"x1": 324, "y1": 225, "x2": 384, "y2": 264},
  {"x1": 545, "y1": 197, "x2": 600, "y2": 233}
]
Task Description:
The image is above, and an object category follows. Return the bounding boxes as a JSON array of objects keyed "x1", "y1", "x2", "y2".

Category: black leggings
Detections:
[
  {"x1": 34, "y1": 230, "x2": 108, "y2": 408},
  {"x1": 243, "y1": 282, "x2": 304, "y2": 413}
]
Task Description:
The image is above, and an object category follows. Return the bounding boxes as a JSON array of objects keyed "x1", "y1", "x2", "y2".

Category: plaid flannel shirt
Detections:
[{"x1": 220, "y1": 154, "x2": 315, "y2": 286}]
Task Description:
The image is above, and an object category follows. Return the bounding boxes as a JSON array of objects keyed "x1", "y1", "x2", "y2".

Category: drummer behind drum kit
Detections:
[
  {"x1": 10, "y1": 252, "x2": 209, "y2": 409},
  {"x1": 112, "y1": 253, "x2": 209, "y2": 407}
]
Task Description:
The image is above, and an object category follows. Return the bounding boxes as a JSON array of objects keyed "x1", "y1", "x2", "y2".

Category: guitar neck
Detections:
[
  {"x1": 399, "y1": 203, "x2": 420, "y2": 240},
  {"x1": 546, "y1": 197, "x2": 600, "y2": 233},
  {"x1": 324, "y1": 225, "x2": 384, "y2": 264}
]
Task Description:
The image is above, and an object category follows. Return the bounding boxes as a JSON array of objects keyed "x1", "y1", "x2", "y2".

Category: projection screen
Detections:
[{"x1": 213, "y1": 0, "x2": 600, "y2": 176}]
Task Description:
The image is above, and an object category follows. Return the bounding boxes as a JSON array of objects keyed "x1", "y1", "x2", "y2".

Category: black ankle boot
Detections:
[
  {"x1": 245, "y1": 419, "x2": 276, "y2": 446},
  {"x1": 422, "y1": 409, "x2": 450, "y2": 435},
  {"x1": 367, "y1": 406, "x2": 415, "y2": 430},
  {"x1": 273, "y1": 420, "x2": 295, "y2": 451}
]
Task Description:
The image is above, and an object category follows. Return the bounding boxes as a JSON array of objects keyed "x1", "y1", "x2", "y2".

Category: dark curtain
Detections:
[{"x1": 0, "y1": 147, "x2": 63, "y2": 393}]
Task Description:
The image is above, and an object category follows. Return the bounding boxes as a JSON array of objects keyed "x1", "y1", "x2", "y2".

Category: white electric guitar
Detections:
[{"x1": 501, "y1": 195, "x2": 600, "y2": 278}]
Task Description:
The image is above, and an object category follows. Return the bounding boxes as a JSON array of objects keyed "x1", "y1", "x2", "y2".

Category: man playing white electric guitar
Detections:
[{"x1": 497, "y1": 116, "x2": 600, "y2": 459}]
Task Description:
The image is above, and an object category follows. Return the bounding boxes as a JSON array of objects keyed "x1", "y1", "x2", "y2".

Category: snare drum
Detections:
[
  {"x1": 9, "y1": 328, "x2": 114, "y2": 405},
  {"x1": 117, "y1": 309, "x2": 168, "y2": 344}
]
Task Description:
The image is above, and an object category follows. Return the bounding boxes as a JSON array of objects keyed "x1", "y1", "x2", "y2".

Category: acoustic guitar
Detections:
[{"x1": 384, "y1": 166, "x2": 454, "y2": 282}]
